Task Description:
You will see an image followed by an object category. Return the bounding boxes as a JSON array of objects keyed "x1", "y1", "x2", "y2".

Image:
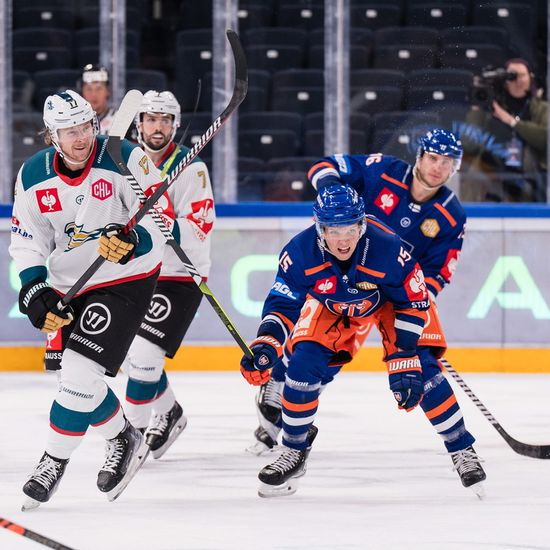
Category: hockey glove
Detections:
[
  {"x1": 98, "y1": 223, "x2": 139, "y2": 265},
  {"x1": 240, "y1": 335, "x2": 283, "y2": 386},
  {"x1": 387, "y1": 351, "x2": 424, "y2": 412},
  {"x1": 19, "y1": 280, "x2": 74, "y2": 333}
]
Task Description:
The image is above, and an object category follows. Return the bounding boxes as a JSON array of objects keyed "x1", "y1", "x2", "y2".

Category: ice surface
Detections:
[{"x1": 1, "y1": 371, "x2": 549, "y2": 550}]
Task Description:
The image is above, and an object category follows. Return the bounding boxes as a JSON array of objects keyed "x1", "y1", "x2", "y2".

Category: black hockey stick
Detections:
[
  {"x1": 61, "y1": 29, "x2": 247, "y2": 306},
  {"x1": 107, "y1": 91, "x2": 252, "y2": 359},
  {"x1": 0, "y1": 517, "x2": 76, "y2": 550},
  {"x1": 441, "y1": 358, "x2": 550, "y2": 459}
]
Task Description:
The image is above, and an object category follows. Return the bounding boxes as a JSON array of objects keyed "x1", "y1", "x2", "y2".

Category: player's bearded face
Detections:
[
  {"x1": 323, "y1": 223, "x2": 362, "y2": 261},
  {"x1": 141, "y1": 113, "x2": 173, "y2": 150},
  {"x1": 58, "y1": 121, "x2": 95, "y2": 165},
  {"x1": 416, "y1": 152, "x2": 454, "y2": 188}
]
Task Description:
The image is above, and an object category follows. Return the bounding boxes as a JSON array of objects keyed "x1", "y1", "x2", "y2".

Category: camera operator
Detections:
[{"x1": 462, "y1": 58, "x2": 548, "y2": 202}]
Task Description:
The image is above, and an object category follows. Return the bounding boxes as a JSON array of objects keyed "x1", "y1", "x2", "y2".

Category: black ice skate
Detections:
[
  {"x1": 22, "y1": 452, "x2": 69, "y2": 511},
  {"x1": 451, "y1": 445, "x2": 487, "y2": 499},
  {"x1": 97, "y1": 421, "x2": 149, "y2": 501},
  {"x1": 246, "y1": 379, "x2": 284, "y2": 456},
  {"x1": 257, "y1": 425, "x2": 318, "y2": 498},
  {"x1": 145, "y1": 401, "x2": 187, "y2": 459}
]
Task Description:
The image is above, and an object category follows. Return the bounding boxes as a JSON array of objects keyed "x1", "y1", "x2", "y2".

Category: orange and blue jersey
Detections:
[
  {"x1": 259, "y1": 218, "x2": 429, "y2": 354},
  {"x1": 308, "y1": 153, "x2": 466, "y2": 297}
]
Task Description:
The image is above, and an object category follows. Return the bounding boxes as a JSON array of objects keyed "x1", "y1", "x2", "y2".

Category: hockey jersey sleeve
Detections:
[
  {"x1": 420, "y1": 209, "x2": 466, "y2": 298},
  {"x1": 168, "y1": 158, "x2": 214, "y2": 279},
  {"x1": 381, "y1": 244, "x2": 429, "y2": 352},
  {"x1": 257, "y1": 240, "x2": 309, "y2": 346},
  {"x1": 307, "y1": 154, "x2": 371, "y2": 194},
  {"x1": 9, "y1": 169, "x2": 55, "y2": 285}
]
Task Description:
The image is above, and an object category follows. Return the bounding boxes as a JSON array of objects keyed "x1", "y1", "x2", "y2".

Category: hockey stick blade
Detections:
[
  {"x1": 106, "y1": 114, "x2": 253, "y2": 359},
  {"x1": 62, "y1": 30, "x2": 247, "y2": 306},
  {"x1": 1, "y1": 517, "x2": 76, "y2": 550},
  {"x1": 441, "y1": 359, "x2": 550, "y2": 459}
]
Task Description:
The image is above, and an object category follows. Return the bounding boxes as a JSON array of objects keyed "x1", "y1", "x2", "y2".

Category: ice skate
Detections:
[
  {"x1": 246, "y1": 379, "x2": 283, "y2": 455},
  {"x1": 21, "y1": 452, "x2": 69, "y2": 511},
  {"x1": 257, "y1": 425, "x2": 318, "y2": 498},
  {"x1": 97, "y1": 421, "x2": 149, "y2": 502},
  {"x1": 145, "y1": 401, "x2": 187, "y2": 459},
  {"x1": 451, "y1": 445, "x2": 486, "y2": 499}
]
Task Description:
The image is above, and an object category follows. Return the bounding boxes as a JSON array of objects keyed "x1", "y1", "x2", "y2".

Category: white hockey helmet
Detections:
[
  {"x1": 135, "y1": 90, "x2": 181, "y2": 142},
  {"x1": 43, "y1": 90, "x2": 99, "y2": 153}
]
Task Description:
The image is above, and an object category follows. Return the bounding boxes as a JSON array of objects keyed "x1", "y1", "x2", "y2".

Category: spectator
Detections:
[
  {"x1": 80, "y1": 64, "x2": 116, "y2": 134},
  {"x1": 461, "y1": 58, "x2": 548, "y2": 202}
]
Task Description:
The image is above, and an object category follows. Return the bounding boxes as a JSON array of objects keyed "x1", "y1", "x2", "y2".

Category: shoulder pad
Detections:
[{"x1": 20, "y1": 147, "x2": 56, "y2": 191}]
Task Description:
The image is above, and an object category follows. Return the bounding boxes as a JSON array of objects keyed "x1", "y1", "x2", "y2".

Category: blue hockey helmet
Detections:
[
  {"x1": 313, "y1": 185, "x2": 365, "y2": 238},
  {"x1": 417, "y1": 128, "x2": 463, "y2": 169}
]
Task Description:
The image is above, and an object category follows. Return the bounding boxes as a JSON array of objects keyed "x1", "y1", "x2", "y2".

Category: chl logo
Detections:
[
  {"x1": 91, "y1": 179, "x2": 113, "y2": 201},
  {"x1": 145, "y1": 294, "x2": 172, "y2": 323},
  {"x1": 80, "y1": 303, "x2": 111, "y2": 335}
]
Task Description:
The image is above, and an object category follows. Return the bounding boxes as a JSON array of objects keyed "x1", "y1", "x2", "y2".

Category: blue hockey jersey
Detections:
[
  {"x1": 308, "y1": 154, "x2": 466, "y2": 297},
  {"x1": 261, "y1": 218, "x2": 429, "y2": 353}
]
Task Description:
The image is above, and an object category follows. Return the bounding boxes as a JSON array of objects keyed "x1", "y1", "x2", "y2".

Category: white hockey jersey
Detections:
[
  {"x1": 149, "y1": 142, "x2": 214, "y2": 281},
  {"x1": 10, "y1": 136, "x2": 168, "y2": 294}
]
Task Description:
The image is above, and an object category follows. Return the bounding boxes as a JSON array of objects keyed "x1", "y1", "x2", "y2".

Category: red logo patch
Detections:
[
  {"x1": 374, "y1": 188, "x2": 399, "y2": 215},
  {"x1": 441, "y1": 249, "x2": 460, "y2": 281},
  {"x1": 186, "y1": 198, "x2": 214, "y2": 235},
  {"x1": 313, "y1": 276, "x2": 337, "y2": 294},
  {"x1": 404, "y1": 264, "x2": 428, "y2": 302},
  {"x1": 91, "y1": 179, "x2": 113, "y2": 201},
  {"x1": 36, "y1": 188, "x2": 62, "y2": 213},
  {"x1": 144, "y1": 184, "x2": 176, "y2": 223}
]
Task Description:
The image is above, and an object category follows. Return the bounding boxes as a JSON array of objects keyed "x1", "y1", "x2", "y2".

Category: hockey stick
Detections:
[
  {"x1": 0, "y1": 517, "x2": 76, "y2": 550},
  {"x1": 61, "y1": 29, "x2": 247, "y2": 307},
  {"x1": 159, "y1": 78, "x2": 202, "y2": 179},
  {"x1": 441, "y1": 358, "x2": 550, "y2": 459},
  {"x1": 107, "y1": 93, "x2": 252, "y2": 359}
]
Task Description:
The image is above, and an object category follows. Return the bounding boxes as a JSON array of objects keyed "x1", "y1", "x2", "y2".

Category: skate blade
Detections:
[
  {"x1": 469, "y1": 481, "x2": 486, "y2": 500},
  {"x1": 106, "y1": 440, "x2": 149, "y2": 502},
  {"x1": 245, "y1": 440, "x2": 279, "y2": 456},
  {"x1": 151, "y1": 416, "x2": 188, "y2": 459},
  {"x1": 258, "y1": 478, "x2": 300, "y2": 498},
  {"x1": 21, "y1": 497, "x2": 41, "y2": 511}
]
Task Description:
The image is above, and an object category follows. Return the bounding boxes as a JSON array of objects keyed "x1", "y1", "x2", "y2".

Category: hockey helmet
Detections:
[
  {"x1": 82, "y1": 64, "x2": 110, "y2": 84},
  {"x1": 417, "y1": 128, "x2": 463, "y2": 172},
  {"x1": 136, "y1": 90, "x2": 181, "y2": 129},
  {"x1": 43, "y1": 90, "x2": 99, "y2": 153},
  {"x1": 313, "y1": 184, "x2": 365, "y2": 239}
]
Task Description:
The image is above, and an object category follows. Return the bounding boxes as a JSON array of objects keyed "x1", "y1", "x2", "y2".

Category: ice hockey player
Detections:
[
  {"x1": 10, "y1": 90, "x2": 167, "y2": 509},
  {"x1": 241, "y1": 185, "x2": 430, "y2": 497},
  {"x1": 250, "y1": 129, "x2": 487, "y2": 497},
  {"x1": 80, "y1": 64, "x2": 116, "y2": 134},
  {"x1": 122, "y1": 90, "x2": 214, "y2": 458}
]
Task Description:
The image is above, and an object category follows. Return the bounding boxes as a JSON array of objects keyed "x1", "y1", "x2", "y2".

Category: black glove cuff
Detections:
[{"x1": 19, "y1": 280, "x2": 50, "y2": 314}]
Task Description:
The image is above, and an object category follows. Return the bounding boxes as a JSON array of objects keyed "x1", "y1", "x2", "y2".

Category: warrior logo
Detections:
[
  {"x1": 36, "y1": 188, "x2": 62, "y2": 213},
  {"x1": 314, "y1": 276, "x2": 337, "y2": 294},
  {"x1": 64, "y1": 222, "x2": 103, "y2": 250},
  {"x1": 145, "y1": 294, "x2": 172, "y2": 323},
  {"x1": 91, "y1": 179, "x2": 113, "y2": 201},
  {"x1": 326, "y1": 292, "x2": 380, "y2": 317},
  {"x1": 80, "y1": 303, "x2": 111, "y2": 335},
  {"x1": 374, "y1": 188, "x2": 399, "y2": 215}
]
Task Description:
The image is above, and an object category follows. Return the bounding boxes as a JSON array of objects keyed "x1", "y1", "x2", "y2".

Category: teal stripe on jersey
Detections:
[
  {"x1": 89, "y1": 387, "x2": 120, "y2": 426},
  {"x1": 50, "y1": 400, "x2": 90, "y2": 436},
  {"x1": 21, "y1": 148, "x2": 56, "y2": 191},
  {"x1": 19, "y1": 265, "x2": 48, "y2": 286}
]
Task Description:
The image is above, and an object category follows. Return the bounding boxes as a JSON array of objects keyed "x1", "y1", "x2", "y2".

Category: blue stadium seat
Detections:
[
  {"x1": 239, "y1": 129, "x2": 301, "y2": 161},
  {"x1": 373, "y1": 45, "x2": 436, "y2": 72},
  {"x1": 271, "y1": 87, "x2": 324, "y2": 115},
  {"x1": 275, "y1": 4, "x2": 324, "y2": 30},
  {"x1": 240, "y1": 111, "x2": 303, "y2": 135},
  {"x1": 439, "y1": 44, "x2": 507, "y2": 72},
  {"x1": 350, "y1": 85, "x2": 403, "y2": 114},
  {"x1": 350, "y1": 4, "x2": 402, "y2": 30},
  {"x1": 406, "y1": 4, "x2": 467, "y2": 29},
  {"x1": 374, "y1": 26, "x2": 439, "y2": 48},
  {"x1": 32, "y1": 69, "x2": 81, "y2": 110}
]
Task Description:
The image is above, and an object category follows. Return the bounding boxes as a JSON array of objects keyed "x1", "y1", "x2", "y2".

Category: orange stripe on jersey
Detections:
[
  {"x1": 357, "y1": 265, "x2": 386, "y2": 278},
  {"x1": 367, "y1": 217, "x2": 395, "y2": 234},
  {"x1": 381, "y1": 173, "x2": 408, "y2": 190},
  {"x1": 307, "y1": 161, "x2": 335, "y2": 180},
  {"x1": 282, "y1": 398, "x2": 319, "y2": 412},
  {"x1": 305, "y1": 262, "x2": 332, "y2": 276},
  {"x1": 274, "y1": 311, "x2": 295, "y2": 332},
  {"x1": 425, "y1": 277, "x2": 443, "y2": 293},
  {"x1": 425, "y1": 394, "x2": 457, "y2": 420},
  {"x1": 434, "y1": 203, "x2": 457, "y2": 227}
]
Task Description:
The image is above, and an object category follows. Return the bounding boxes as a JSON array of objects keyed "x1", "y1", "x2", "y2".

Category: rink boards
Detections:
[{"x1": 1, "y1": 210, "x2": 549, "y2": 372}]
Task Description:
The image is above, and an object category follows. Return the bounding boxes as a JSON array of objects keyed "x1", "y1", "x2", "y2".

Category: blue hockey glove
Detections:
[
  {"x1": 19, "y1": 280, "x2": 74, "y2": 333},
  {"x1": 386, "y1": 351, "x2": 424, "y2": 411},
  {"x1": 240, "y1": 335, "x2": 283, "y2": 386}
]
